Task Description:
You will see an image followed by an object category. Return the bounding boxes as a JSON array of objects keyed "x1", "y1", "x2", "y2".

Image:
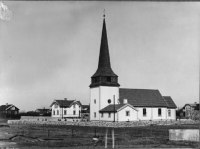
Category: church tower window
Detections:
[
  {"x1": 107, "y1": 77, "x2": 111, "y2": 82},
  {"x1": 94, "y1": 99, "x2": 96, "y2": 104}
]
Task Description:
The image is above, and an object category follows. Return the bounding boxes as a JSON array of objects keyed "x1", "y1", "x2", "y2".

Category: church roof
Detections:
[
  {"x1": 99, "y1": 104, "x2": 125, "y2": 112},
  {"x1": 91, "y1": 18, "x2": 118, "y2": 78},
  {"x1": 99, "y1": 103, "x2": 137, "y2": 113},
  {"x1": 163, "y1": 96, "x2": 177, "y2": 109},
  {"x1": 119, "y1": 88, "x2": 168, "y2": 107}
]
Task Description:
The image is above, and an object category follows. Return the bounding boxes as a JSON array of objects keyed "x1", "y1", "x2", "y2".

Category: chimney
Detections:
[
  {"x1": 43, "y1": 107, "x2": 45, "y2": 109},
  {"x1": 6, "y1": 103, "x2": 8, "y2": 106},
  {"x1": 64, "y1": 98, "x2": 67, "y2": 101},
  {"x1": 123, "y1": 99, "x2": 128, "y2": 104}
]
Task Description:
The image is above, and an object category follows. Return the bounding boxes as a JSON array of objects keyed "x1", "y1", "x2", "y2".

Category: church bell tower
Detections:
[{"x1": 90, "y1": 14, "x2": 120, "y2": 121}]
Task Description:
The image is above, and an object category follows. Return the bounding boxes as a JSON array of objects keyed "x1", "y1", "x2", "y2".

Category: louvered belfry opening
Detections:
[{"x1": 90, "y1": 17, "x2": 120, "y2": 88}]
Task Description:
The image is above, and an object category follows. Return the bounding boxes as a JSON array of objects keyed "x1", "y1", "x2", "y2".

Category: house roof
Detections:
[
  {"x1": 182, "y1": 103, "x2": 199, "y2": 110},
  {"x1": 82, "y1": 105, "x2": 90, "y2": 109},
  {"x1": 119, "y1": 88, "x2": 168, "y2": 107},
  {"x1": 185, "y1": 103, "x2": 197, "y2": 107},
  {"x1": 163, "y1": 96, "x2": 177, "y2": 108},
  {"x1": 99, "y1": 104, "x2": 138, "y2": 113},
  {"x1": 50, "y1": 100, "x2": 82, "y2": 108},
  {"x1": 36, "y1": 109, "x2": 51, "y2": 112},
  {"x1": 0, "y1": 104, "x2": 19, "y2": 111}
]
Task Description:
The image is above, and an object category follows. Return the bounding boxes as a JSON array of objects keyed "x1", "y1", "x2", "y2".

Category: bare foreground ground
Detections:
[{"x1": 0, "y1": 118, "x2": 199, "y2": 148}]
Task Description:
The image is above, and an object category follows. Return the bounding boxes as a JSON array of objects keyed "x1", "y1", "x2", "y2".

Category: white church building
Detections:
[{"x1": 89, "y1": 15, "x2": 177, "y2": 122}]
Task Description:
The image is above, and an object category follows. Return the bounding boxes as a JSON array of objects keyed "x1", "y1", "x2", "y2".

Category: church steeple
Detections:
[{"x1": 90, "y1": 14, "x2": 120, "y2": 88}]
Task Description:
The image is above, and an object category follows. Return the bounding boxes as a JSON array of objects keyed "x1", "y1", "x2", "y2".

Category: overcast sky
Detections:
[{"x1": 0, "y1": 2, "x2": 199, "y2": 111}]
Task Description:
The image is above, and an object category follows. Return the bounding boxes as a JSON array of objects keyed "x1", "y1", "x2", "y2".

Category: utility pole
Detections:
[{"x1": 113, "y1": 95, "x2": 115, "y2": 122}]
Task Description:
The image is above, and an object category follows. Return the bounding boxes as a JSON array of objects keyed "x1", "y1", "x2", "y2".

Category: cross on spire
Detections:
[{"x1": 103, "y1": 9, "x2": 105, "y2": 18}]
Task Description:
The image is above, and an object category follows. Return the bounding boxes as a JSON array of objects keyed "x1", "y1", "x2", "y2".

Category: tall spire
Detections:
[
  {"x1": 97, "y1": 14, "x2": 111, "y2": 70},
  {"x1": 90, "y1": 13, "x2": 120, "y2": 88}
]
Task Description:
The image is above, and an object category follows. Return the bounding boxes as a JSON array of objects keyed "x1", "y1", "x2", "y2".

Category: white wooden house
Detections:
[
  {"x1": 50, "y1": 98, "x2": 82, "y2": 119},
  {"x1": 89, "y1": 16, "x2": 177, "y2": 122}
]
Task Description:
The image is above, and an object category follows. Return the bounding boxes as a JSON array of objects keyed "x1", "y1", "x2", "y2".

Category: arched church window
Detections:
[
  {"x1": 143, "y1": 108, "x2": 146, "y2": 117},
  {"x1": 158, "y1": 108, "x2": 162, "y2": 117},
  {"x1": 94, "y1": 99, "x2": 96, "y2": 104},
  {"x1": 168, "y1": 109, "x2": 171, "y2": 117}
]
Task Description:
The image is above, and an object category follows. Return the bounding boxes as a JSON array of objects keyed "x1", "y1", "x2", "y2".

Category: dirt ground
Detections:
[{"x1": 0, "y1": 119, "x2": 199, "y2": 148}]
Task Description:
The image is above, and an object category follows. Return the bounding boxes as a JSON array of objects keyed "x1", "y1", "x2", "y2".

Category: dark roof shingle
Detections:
[
  {"x1": 51, "y1": 100, "x2": 82, "y2": 108},
  {"x1": 119, "y1": 88, "x2": 167, "y2": 107},
  {"x1": 0, "y1": 104, "x2": 19, "y2": 111},
  {"x1": 163, "y1": 96, "x2": 177, "y2": 108},
  {"x1": 36, "y1": 109, "x2": 51, "y2": 112},
  {"x1": 99, "y1": 104, "x2": 126, "y2": 113},
  {"x1": 91, "y1": 18, "x2": 117, "y2": 78}
]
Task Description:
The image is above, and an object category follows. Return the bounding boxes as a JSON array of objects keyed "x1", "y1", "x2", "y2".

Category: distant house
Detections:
[
  {"x1": 35, "y1": 108, "x2": 51, "y2": 116},
  {"x1": 0, "y1": 103, "x2": 19, "y2": 118},
  {"x1": 50, "y1": 98, "x2": 82, "y2": 119},
  {"x1": 181, "y1": 102, "x2": 199, "y2": 118},
  {"x1": 81, "y1": 105, "x2": 90, "y2": 114},
  {"x1": 81, "y1": 105, "x2": 90, "y2": 121}
]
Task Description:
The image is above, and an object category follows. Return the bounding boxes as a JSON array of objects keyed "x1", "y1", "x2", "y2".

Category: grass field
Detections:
[{"x1": 0, "y1": 121, "x2": 199, "y2": 148}]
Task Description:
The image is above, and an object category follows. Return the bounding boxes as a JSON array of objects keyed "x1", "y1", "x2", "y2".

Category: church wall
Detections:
[
  {"x1": 137, "y1": 107, "x2": 152, "y2": 120},
  {"x1": 90, "y1": 87, "x2": 100, "y2": 121},
  {"x1": 166, "y1": 109, "x2": 176, "y2": 120},
  {"x1": 117, "y1": 106, "x2": 137, "y2": 121},
  {"x1": 137, "y1": 107, "x2": 167, "y2": 120},
  {"x1": 100, "y1": 86, "x2": 119, "y2": 111},
  {"x1": 152, "y1": 107, "x2": 167, "y2": 120},
  {"x1": 99, "y1": 112, "x2": 116, "y2": 121}
]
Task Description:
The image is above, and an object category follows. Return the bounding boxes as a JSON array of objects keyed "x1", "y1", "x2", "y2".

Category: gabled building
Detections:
[
  {"x1": 89, "y1": 14, "x2": 177, "y2": 121},
  {"x1": 50, "y1": 98, "x2": 82, "y2": 118},
  {"x1": 81, "y1": 105, "x2": 90, "y2": 114},
  {"x1": 0, "y1": 103, "x2": 19, "y2": 117},
  {"x1": 35, "y1": 108, "x2": 51, "y2": 116},
  {"x1": 181, "y1": 102, "x2": 199, "y2": 118}
]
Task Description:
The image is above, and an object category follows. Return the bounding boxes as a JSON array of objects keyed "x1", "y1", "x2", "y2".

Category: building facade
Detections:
[
  {"x1": 50, "y1": 99, "x2": 82, "y2": 119},
  {"x1": 0, "y1": 104, "x2": 19, "y2": 118},
  {"x1": 89, "y1": 15, "x2": 177, "y2": 121}
]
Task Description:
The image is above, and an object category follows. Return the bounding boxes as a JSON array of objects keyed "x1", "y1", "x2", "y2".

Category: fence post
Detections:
[
  {"x1": 71, "y1": 127, "x2": 74, "y2": 137},
  {"x1": 105, "y1": 128, "x2": 108, "y2": 148},
  {"x1": 94, "y1": 128, "x2": 96, "y2": 137},
  {"x1": 112, "y1": 128, "x2": 115, "y2": 148}
]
